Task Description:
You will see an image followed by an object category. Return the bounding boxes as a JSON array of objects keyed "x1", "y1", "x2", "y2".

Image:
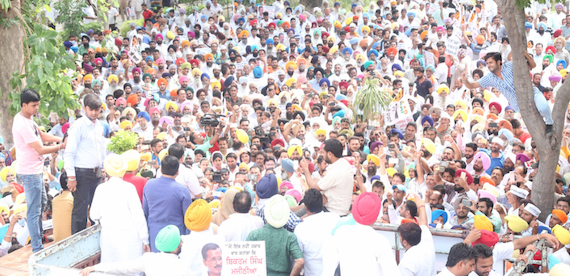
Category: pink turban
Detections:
[
  {"x1": 474, "y1": 152, "x2": 491, "y2": 171},
  {"x1": 155, "y1": 33, "x2": 164, "y2": 40},
  {"x1": 180, "y1": 100, "x2": 193, "y2": 113},
  {"x1": 516, "y1": 153, "x2": 531, "y2": 164},
  {"x1": 132, "y1": 67, "x2": 142, "y2": 74},
  {"x1": 156, "y1": 58, "x2": 165, "y2": 65},
  {"x1": 94, "y1": 57, "x2": 103, "y2": 65},
  {"x1": 149, "y1": 107, "x2": 160, "y2": 116},
  {"x1": 179, "y1": 75, "x2": 189, "y2": 84},
  {"x1": 285, "y1": 189, "x2": 302, "y2": 203},
  {"x1": 477, "y1": 190, "x2": 497, "y2": 204},
  {"x1": 299, "y1": 14, "x2": 306, "y2": 21},
  {"x1": 352, "y1": 192, "x2": 381, "y2": 225},
  {"x1": 280, "y1": 181, "x2": 294, "y2": 190},
  {"x1": 115, "y1": 97, "x2": 127, "y2": 107},
  {"x1": 62, "y1": 123, "x2": 70, "y2": 134},
  {"x1": 159, "y1": 116, "x2": 174, "y2": 125},
  {"x1": 188, "y1": 31, "x2": 195, "y2": 38},
  {"x1": 549, "y1": 75, "x2": 562, "y2": 82}
]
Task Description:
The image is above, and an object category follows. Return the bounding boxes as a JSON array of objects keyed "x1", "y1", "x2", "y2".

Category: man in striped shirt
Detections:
[{"x1": 462, "y1": 51, "x2": 553, "y2": 135}]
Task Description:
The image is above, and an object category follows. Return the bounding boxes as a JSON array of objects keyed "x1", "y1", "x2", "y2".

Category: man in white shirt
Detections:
[
  {"x1": 218, "y1": 191, "x2": 263, "y2": 241},
  {"x1": 294, "y1": 189, "x2": 340, "y2": 276},
  {"x1": 158, "y1": 144, "x2": 201, "y2": 198},
  {"x1": 300, "y1": 139, "x2": 353, "y2": 216},
  {"x1": 436, "y1": 243, "x2": 476, "y2": 276},
  {"x1": 398, "y1": 194, "x2": 436, "y2": 276},
  {"x1": 322, "y1": 192, "x2": 399, "y2": 275}
]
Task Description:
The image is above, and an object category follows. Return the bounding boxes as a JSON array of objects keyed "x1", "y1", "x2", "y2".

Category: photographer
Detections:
[{"x1": 189, "y1": 117, "x2": 224, "y2": 159}]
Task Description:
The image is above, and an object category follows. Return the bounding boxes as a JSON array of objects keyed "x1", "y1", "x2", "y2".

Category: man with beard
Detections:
[
  {"x1": 129, "y1": 67, "x2": 144, "y2": 95},
  {"x1": 449, "y1": 195, "x2": 471, "y2": 227},
  {"x1": 149, "y1": 107, "x2": 161, "y2": 128},
  {"x1": 133, "y1": 111, "x2": 153, "y2": 141},
  {"x1": 201, "y1": 53, "x2": 217, "y2": 77},
  {"x1": 105, "y1": 58, "x2": 124, "y2": 81},
  {"x1": 156, "y1": 58, "x2": 167, "y2": 77},
  {"x1": 442, "y1": 169, "x2": 478, "y2": 205},
  {"x1": 464, "y1": 197, "x2": 502, "y2": 233},
  {"x1": 553, "y1": 37, "x2": 570, "y2": 65},
  {"x1": 348, "y1": 136, "x2": 363, "y2": 157},
  {"x1": 472, "y1": 152, "x2": 491, "y2": 178},
  {"x1": 300, "y1": 139, "x2": 353, "y2": 216},
  {"x1": 478, "y1": 138, "x2": 504, "y2": 175},
  {"x1": 517, "y1": 202, "x2": 547, "y2": 236},
  {"x1": 464, "y1": 143, "x2": 478, "y2": 173},
  {"x1": 105, "y1": 74, "x2": 120, "y2": 96},
  {"x1": 366, "y1": 155, "x2": 380, "y2": 188},
  {"x1": 294, "y1": 59, "x2": 307, "y2": 78}
]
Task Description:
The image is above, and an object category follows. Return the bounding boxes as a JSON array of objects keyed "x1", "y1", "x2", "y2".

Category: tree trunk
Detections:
[
  {"x1": 496, "y1": 0, "x2": 570, "y2": 222},
  {"x1": 0, "y1": 0, "x2": 24, "y2": 148}
]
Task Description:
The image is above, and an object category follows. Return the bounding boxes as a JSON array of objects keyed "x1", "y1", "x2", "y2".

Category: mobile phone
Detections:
[
  {"x1": 461, "y1": 172, "x2": 466, "y2": 180},
  {"x1": 248, "y1": 174, "x2": 257, "y2": 181},
  {"x1": 489, "y1": 122, "x2": 498, "y2": 128},
  {"x1": 441, "y1": 161, "x2": 449, "y2": 167},
  {"x1": 510, "y1": 173, "x2": 515, "y2": 183},
  {"x1": 389, "y1": 158, "x2": 398, "y2": 165},
  {"x1": 389, "y1": 144, "x2": 395, "y2": 149},
  {"x1": 462, "y1": 199, "x2": 472, "y2": 207},
  {"x1": 437, "y1": 166, "x2": 445, "y2": 173}
]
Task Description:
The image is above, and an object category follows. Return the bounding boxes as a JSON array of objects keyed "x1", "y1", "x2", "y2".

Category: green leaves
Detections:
[{"x1": 107, "y1": 131, "x2": 140, "y2": 154}]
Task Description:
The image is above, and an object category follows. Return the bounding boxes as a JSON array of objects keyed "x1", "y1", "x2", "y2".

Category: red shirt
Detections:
[
  {"x1": 123, "y1": 174, "x2": 148, "y2": 203},
  {"x1": 518, "y1": 132, "x2": 531, "y2": 144}
]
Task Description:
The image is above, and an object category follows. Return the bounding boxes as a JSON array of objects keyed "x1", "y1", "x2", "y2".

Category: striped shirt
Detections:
[{"x1": 477, "y1": 60, "x2": 520, "y2": 111}]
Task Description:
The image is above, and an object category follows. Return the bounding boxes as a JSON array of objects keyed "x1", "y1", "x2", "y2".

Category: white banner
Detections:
[
  {"x1": 384, "y1": 96, "x2": 413, "y2": 128},
  {"x1": 445, "y1": 36, "x2": 461, "y2": 57},
  {"x1": 258, "y1": 6, "x2": 275, "y2": 18},
  {"x1": 221, "y1": 241, "x2": 267, "y2": 276},
  {"x1": 128, "y1": 37, "x2": 142, "y2": 64}
]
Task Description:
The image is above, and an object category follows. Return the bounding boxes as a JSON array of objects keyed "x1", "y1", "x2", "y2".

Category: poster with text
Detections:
[{"x1": 220, "y1": 241, "x2": 267, "y2": 276}]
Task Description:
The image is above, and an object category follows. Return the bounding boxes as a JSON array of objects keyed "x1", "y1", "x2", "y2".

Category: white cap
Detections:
[
  {"x1": 491, "y1": 137, "x2": 503, "y2": 146},
  {"x1": 510, "y1": 186, "x2": 529, "y2": 199},
  {"x1": 524, "y1": 203, "x2": 541, "y2": 217}
]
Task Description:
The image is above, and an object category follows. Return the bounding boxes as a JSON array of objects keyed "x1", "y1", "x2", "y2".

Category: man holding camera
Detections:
[{"x1": 189, "y1": 119, "x2": 223, "y2": 159}]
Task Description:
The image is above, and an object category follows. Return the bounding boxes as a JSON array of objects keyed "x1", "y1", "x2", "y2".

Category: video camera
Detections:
[
  {"x1": 200, "y1": 113, "x2": 224, "y2": 127},
  {"x1": 253, "y1": 126, "x2": 271, "y2": 144}
]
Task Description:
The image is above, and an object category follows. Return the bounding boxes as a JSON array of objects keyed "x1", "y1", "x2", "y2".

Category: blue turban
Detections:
[
  {"x1": 408, "y1": 12, "x2": 416, "y2": 18},
  {"x1": 145, "y1": 56, "x2": 153, "y2": 62},
  {"x1": 162, "y1": 72, "x2": 171, "y2": 78},
  {"x1": 319, "y1": 78, "x2": 330, "y2": 87},
  {"x1": 391, "y1": 129, "x2": 404, "y2": 139},
  {"x1": 251, "y1": 45, "x2": 259, "y2": 51},
  {"x1": 421, "y1": 115, "x2": 434, "y2": 127},
  {"x1": 371, "y1": 42, "x2": 380, "y2": 49},
  {"x1": 64, "y1": 41, "x2": 72, "y2": 48},
  {"x1": 498, "y1": 129, "x2": 513, "y2": 141},
  {"x1": 71, "y1": 46, "x2": 78, "y2": 53},
  {"x1": 352, "y1": 3, "x2": 357, "y2": 8},
  {"x1": 504, "y1": 105, "x2": 515, "y2": 113},
  {"x1": 137, "y1": 111, "x2": 151, "y2": 122},
  {"x1": 557, "y1": 60, "x2": 567, "y2": 69},
  {"x1": 349, "y1": 37, "x2": 359, "y2": 45},
  {"x1": 201, "y1": 73, "x2": 210, "y2": 80},
  {"x1": 538, "y1": 22, "x2": 547, "y2": 30},
  {"x1": 334, "y1": 2, "x2": 340, "y2": 6},
  {"x1": 431, "y1": 209, "x2": 448, "y2": 224},
  {"x1": 341, "y1": 47, "x2": 353, "y2": 56},
  {"x1": 253, "y1": 66, "x2": 263, "y2": 78},
  {"x1": 392, "y1": 63, "x2": 403, "y2": 72},
  {"x1": 476, "y1": 60, "x2": 487, "y2": 67},
  {"x1": 256, "y1": 174, "x2": 278, "y2": 199},
  {"x1": 286, "y1": 102, "x2": 293, "y2": 108},
  {"x1": 267, "y1": 38, "x2": 274, "y2": 45},
  {"x1": 333, "y1": 110, "x2": 345, "y2": 118},
  {"x1": 282, "y1": 159, "x2": 295, "y2": 173},
  {"x1": 336, "y1": 94, "x2": 347, "y2": 100},
  {"x1": 369, "y1": 49, "x2": 379, "y2": 58},
  {"x1": 224, "y1": 76, "x2": 235, "y2": 88},
  {"x1": 370, "y1": 175, "x2": 381, "y2": 182},
  {"x1": 525, "y1": 22, "x2": 532, "y2": 29},
  {"x1": 238, "y1": 17, "x2": 245, "y2": 24}
]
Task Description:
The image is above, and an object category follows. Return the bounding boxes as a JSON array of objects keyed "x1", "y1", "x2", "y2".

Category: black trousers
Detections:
[{"x1": 71, "y1": 168, "x2": 102, "y2": 234}]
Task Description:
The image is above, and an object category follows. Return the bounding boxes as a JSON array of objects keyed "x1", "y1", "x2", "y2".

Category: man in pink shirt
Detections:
[{"x1": 12, "y1": 88, "x2": 65, "y2": 252}]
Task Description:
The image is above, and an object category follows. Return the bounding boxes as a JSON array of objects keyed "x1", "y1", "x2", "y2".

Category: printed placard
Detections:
[{"x1": 221, "y1": 241, "x2": 267, "y2": 276}]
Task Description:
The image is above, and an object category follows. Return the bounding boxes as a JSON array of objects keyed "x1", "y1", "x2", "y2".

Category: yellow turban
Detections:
[
  {"x1": 329, "y1": 45, "x2": 339, "y2": 54},
  {"x1": 362, "y1": 25, "x2": 370, "y2": 33},
  {"x1": 285, "y1": 78, "x2": 296, "y2": 87},
  {"x1": 553, "y1": 225, "x2": 570, "y2": 245},
  {"x1": 141, "y1": 152, "x2": 152, "y2": 162},
  {"x1": 287, "y1": 145, "x2": 302, "y2": 158},
  {"x1": 455, "y1": 100, "x2": 467, "y2": 110},
  {"x1": 286, "y1": 61, "x2": 297, "y2": 71},
  {"x1": 482, "y1": 183, "x2": 499, "y2": 198},
  {"x1": 185, "y1": 199, "x2": 212, "y2": 232},
  {"x1": 211, "y1": 81, "x2": 221, "y2": 89},
  {"x1": 334, "y1": 21, "x2": 341, "y2": 28},
  {"x1": 108, "y1": 74, "x2": 118, "y2": 83},
  {"x1": 276, "y1": 44, "x2": 286, "y2": 51},
  {"x1": 316, "y1": 129, "x2": 326, "y2": 137},
  {"x1": 453, "y1": 110, "x2": 468, "y2": 122},
  {"x1": 103, "y1": 154, "x2": 128, "y2": 178},
  {"x1": 504, "y1": 215, "x2": 529, "y2": 233},
  {"x1": 239, "y1": 162, "x2": 249, "y2": 172},
  {"x1": 473, "y1": 215, "x2": 493, "y2": 231},
  {"x1": 345, "y1": 17, "x2": 353, "y2": 25},
  {"x1": 367, "y1": 154, "x2": 380, "y2": 166},
  {"x1": 15, "y1": 193, "x2": 26, "y2": 205},
  {"x1": 0, "y1": 167, "x2": 15, "y2": 182},
  {"x1": 83, "y1": 74, "x2": 93, "y2": 82},
  {"x1": 120, "y1": 120, "x2": 132, "y2": 130},
  {"x1": 158, "y1": 149, "x2": 168, "y2": 161},
  {"x1": 167, "y1": 31, "x2": 175, "y2": 40},
  {"x1": 165, "y1": 101, "x2": 178, "y2": 112},
  {"x1": 0, "y1": 205, "x2": 8, "y2": 215},
  {"x1": 561, "y1": 69, "x2": 568, "y2": 77},
  {"x1": 550, "y1": 263, "x2": 570, "y2": 275},
  {"x1": 209, "y1": 199, "x2": 221, "y2": 209},
  {"x1": 12, "y1": 204, "x2": 27, "y2": 215},
  {"x1": 421, "y1": 138, "x2": 436, "y2": 154},
  {"x1": 437, "y1": 84, "x2": 450, "y2": 94},
  {"x1": 386, "y1": 167, "x2": 397, "y2": 177},
  {"x1": 394, "y1": 71, "x2": 404, "y2": 77},
  {"x1": 121, "y1": 149, "x2": 141, "y2": 171},
  {"x1": 192, "y1": 68, "x2": 202, "y2": 77},
  {"x1": 291, "y1": 104, "x2": 302, "y2": 112}
]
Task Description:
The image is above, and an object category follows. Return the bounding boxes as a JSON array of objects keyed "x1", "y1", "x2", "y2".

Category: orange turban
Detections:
[
  {"x1": 386, "y1": 47, "x2": 397, "y2": 56},
  {"x1": 170, "y1": 89, "x2": 178, "y2": 97},
  {"x1": 157, "y1": 78, "x2": 167, "y2": 86},
  {"x1": 498, "y1": 120, "x2": 513, "y2": 132},
  {"x1": 127, "y1": 94, "x2": 138, "y2": 107},
  {"x1": 553, "y1": 209, "x2": 568, "y2": 224},
  {"x1": 205, "y1": 53, "x2": 214, "y2": 61},
  {"x1": 479, "y1": 176, "x2": 495, "y2": 187}
]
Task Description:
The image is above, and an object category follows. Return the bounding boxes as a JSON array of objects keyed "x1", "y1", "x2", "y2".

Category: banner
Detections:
[
  {"x1": 258, "y1": 5, "x2": 275, "y2": 18},
  {"x1": 128, "y1": 36, "x2": 142, "y2": 64},
  {"x1": 221, "y1": 241, "x2": 267, "y2": 276},
  {"x1": 425, "y1": 51, "x2": 435, "y2": 67},
  {"x1": 445, "y1": 36, "x2": 461, "y2": 57},
  {"x1": 384, "y1": 96, "x2": 413, "y2": 129}
]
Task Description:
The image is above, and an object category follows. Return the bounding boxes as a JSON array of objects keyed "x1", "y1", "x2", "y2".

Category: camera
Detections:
[
  {"x1": 212, "y1": 171, "x2": 222, "y2": 182},
  {"x1": 254, "y1": 126, "x2": 271, "y2": 144},
  {"x1": 200, "y1": 113, "x2": 223, "y2": 127}
]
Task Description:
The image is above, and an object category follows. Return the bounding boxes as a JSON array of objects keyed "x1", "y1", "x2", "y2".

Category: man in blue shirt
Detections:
[{"x1": 143, "y1": 155, "x2": 192, "y2": 252}]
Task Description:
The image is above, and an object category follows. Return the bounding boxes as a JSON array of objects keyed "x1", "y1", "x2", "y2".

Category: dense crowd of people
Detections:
[{"x1": 4, "y1": 0, "x2": 570, "y2": 275}]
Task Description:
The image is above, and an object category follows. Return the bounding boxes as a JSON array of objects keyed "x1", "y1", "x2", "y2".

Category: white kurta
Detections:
[
  {"x1": 322, "y1": 223, "x2": 400, "y2": 276},
  {"x1": 90, "y1": 176, "x2": 149, "y2": 264},
  {"x1": 218, "y1": 213, "x2": 264, "y2": 242}
]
